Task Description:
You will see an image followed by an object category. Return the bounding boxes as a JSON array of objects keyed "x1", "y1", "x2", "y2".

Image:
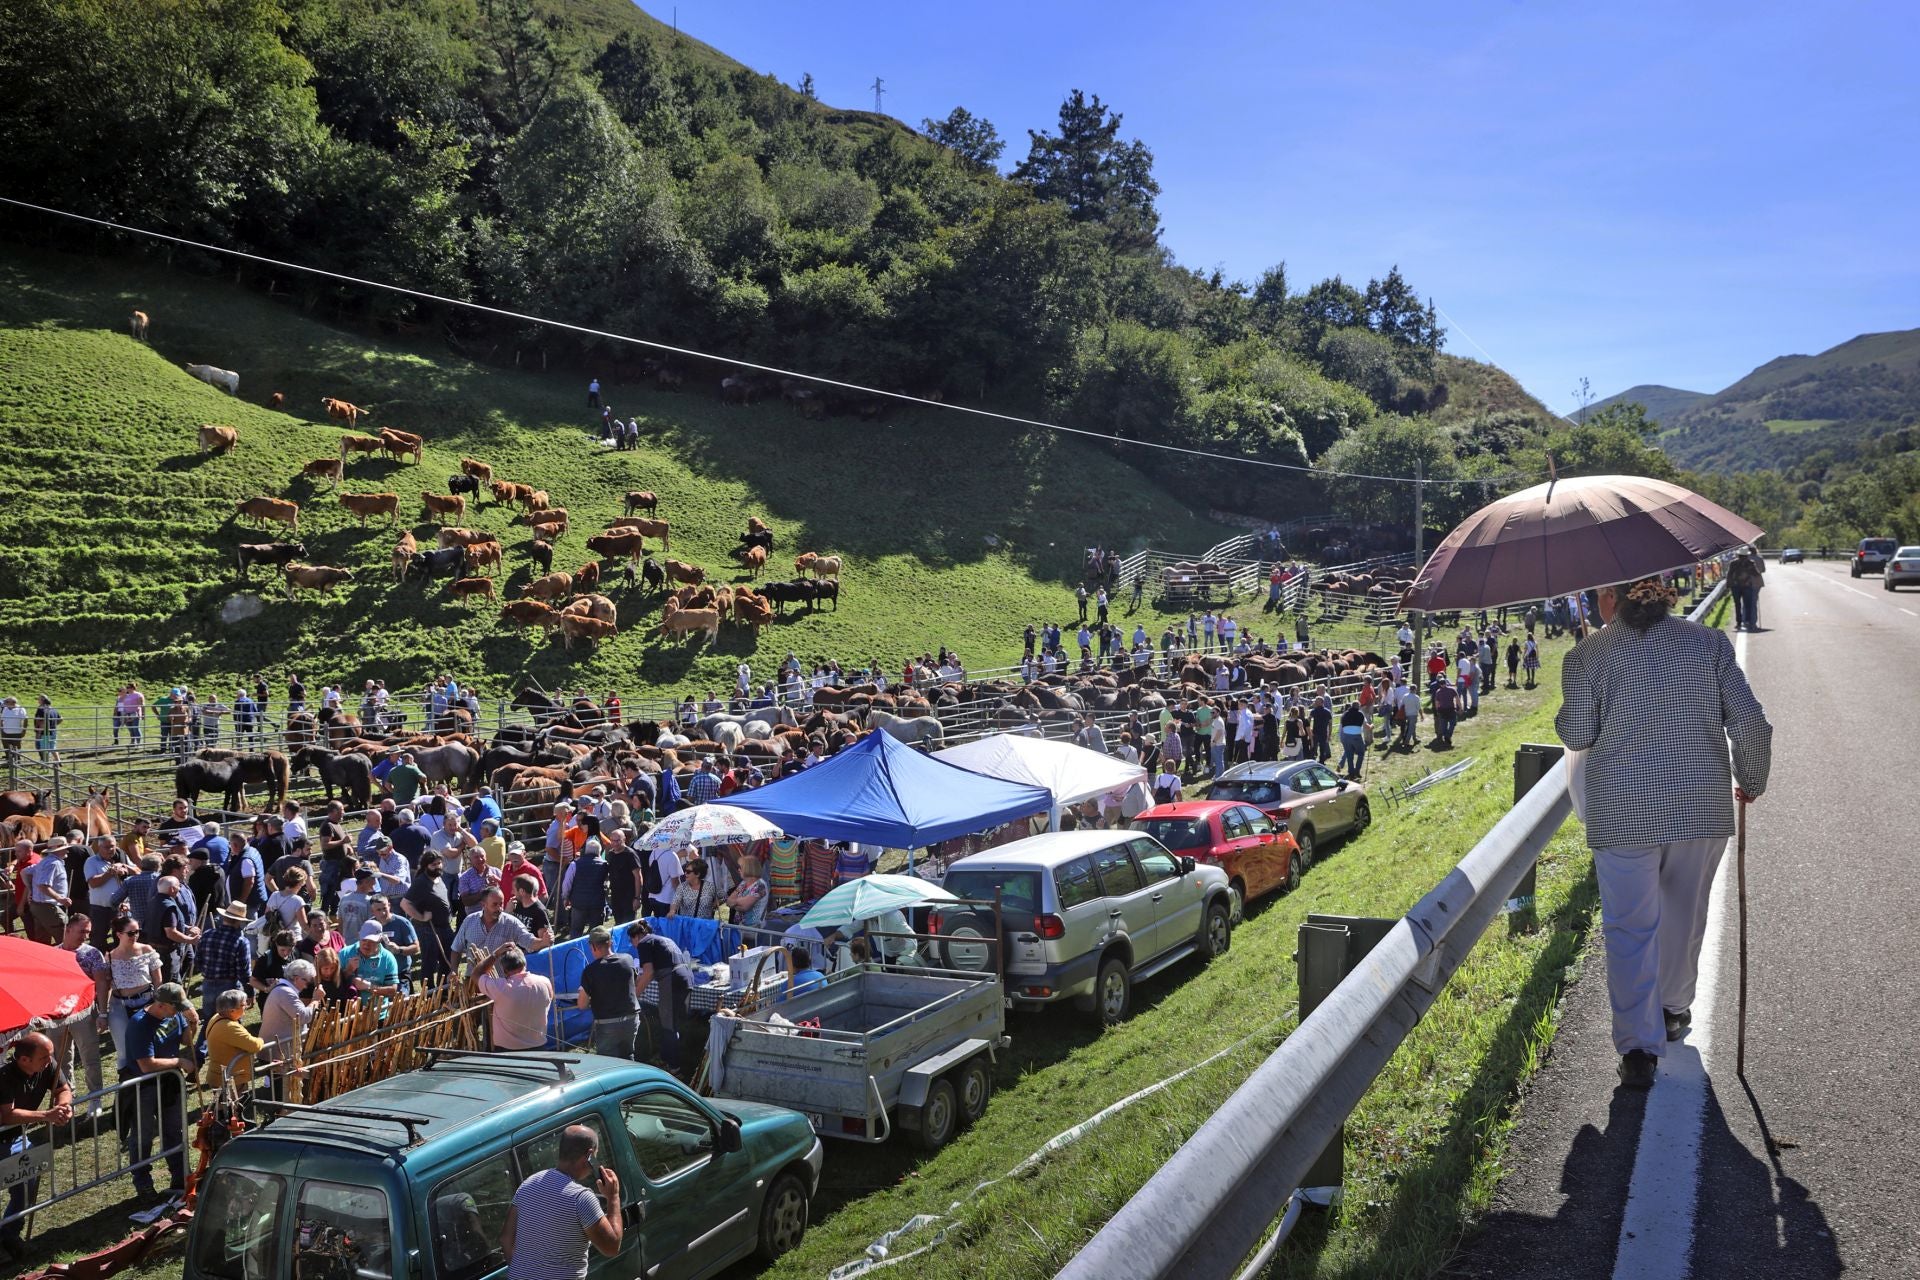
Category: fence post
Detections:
[{"x1": 52, "y1": 759, "x2": 63, "y2": 810}]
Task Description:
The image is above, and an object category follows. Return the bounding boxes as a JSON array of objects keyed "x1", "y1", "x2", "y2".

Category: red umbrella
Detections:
[
  {"x1": 1401, "y1": 474, "x2": 1764, "y2": 611},
  {"x1": 0, "y1": 936, "x2": 96, "y2": 1049}
]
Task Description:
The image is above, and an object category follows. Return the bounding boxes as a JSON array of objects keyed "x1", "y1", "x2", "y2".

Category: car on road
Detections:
[
  {"x1": 1129, "y1": 799, "x2": 1303, "y2": 919},
  {"x1": 934, "y1": 830, "x2": 1234, "y2": 1024},
  {"x1": 1853, "y1": 537, "x2": 1899, "y2": 576},
  {"x1": 1885, "y1": 545, "x2": 1920, "y2": 591},
  {"x1": 185, "y1": 1051, "x2": 824, "y2": 1280},
  {"x1": 1203, "y1": 759, "x2": 1372, "y2": 866},
  {"x1": 1779, "y1": 547, "x2": 1805, "y2": 564}
]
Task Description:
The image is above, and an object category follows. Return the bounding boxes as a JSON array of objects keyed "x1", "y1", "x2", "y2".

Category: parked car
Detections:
[
  {"x1": 185, "y1": 1051, "x2": 823, "y2": 1280},
  {"x1": 1779, "y1": 547, "x2": 1805, "y2": 564},
  {"x1": 1130, "y1": 799, "x2": 1304, "y2": 918},
  {"x1": 1885, "y1": 545, "x2": 1920, "y2": 591},
  {"x1": 1203, "y1": 759, "x2": 1372, "y2": 865},
  {"x1": 933, "y1": 830, "x2": 1234, "y2": 1023},
  {"x1": 1853, "y1": 537, "x2": 1898, "y2": 576}
]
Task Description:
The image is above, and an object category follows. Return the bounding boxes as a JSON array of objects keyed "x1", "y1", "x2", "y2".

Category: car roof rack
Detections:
[
  {"x1": 253, "y1": 1099, "x2": 433, "y2": 1145},
  {"x1": 418, "y1": 1046, "x2": 579, "y2": 1081}
]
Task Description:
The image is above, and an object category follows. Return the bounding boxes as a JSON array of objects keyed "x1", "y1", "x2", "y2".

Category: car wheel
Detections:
[
  {"x1": 1296, "y1": 826, "x2": 1317, "y2": 867},
  {"x1": 756, "y1": 1171, "x2": 811, "y2": 1261},
  {"x1": 1353, "y1": 798, "x2": 1372, "y2": 834},
  {"x1": 911, "y1": 1078, "x2": 958, "y2": 1152},
  {"x1": 1283, "y1": 851, "x2": 1302, "y2": 894},
  {"x1": 1886, "y1": 578, "x2": 1895, "y2": 592},
  {"x1": 1199, "y1": 900, "x2": 1231, "y2": 959},
  {"x1": 1093, "y1": 955, "x2": 1131, "y2": 1025},
  {"x1": 955, "y1": 1056, "x2": 992, "y2": 1126},
  {"x1": 1228, "y1": 878, "x2": 1247, "y2": 923},
  {"x1": 1852, "y1": 566, "x2": 1861, "y2": 578}
]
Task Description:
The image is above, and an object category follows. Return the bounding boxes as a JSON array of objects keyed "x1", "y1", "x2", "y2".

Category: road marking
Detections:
[
  {"x1": 1901, "y1": 608, "x2": 1917, "y2": 618},
  {"x1": 1610, "y1": 628, "x2": 1747, "y2": 1279}
]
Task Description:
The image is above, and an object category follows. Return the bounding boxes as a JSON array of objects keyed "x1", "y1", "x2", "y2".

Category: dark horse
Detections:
[
  {"x1": 0, "y1": 789, "x2": 46, "y2": 821},
  {"x1": 176, "y1": 750, "x2": 290, "y2": 813},
  {"x1": 512, "y1": 686, "x2": 583, "y2": 730},
  {"x1": 290, "y1": 746, "x2": 374, "y2": 812}
]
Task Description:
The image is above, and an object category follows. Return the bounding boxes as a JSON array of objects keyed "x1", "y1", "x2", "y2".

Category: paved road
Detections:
[{"x1": 1450, "y1": 559, "x2": 1920, "y2": 1280}]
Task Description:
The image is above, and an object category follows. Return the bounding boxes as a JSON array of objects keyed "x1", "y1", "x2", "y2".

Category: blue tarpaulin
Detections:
[
  {"x1": 527, "y1": 915, "x2": 743, "y2": 1045},
  {"x1": 714, "y1": 729, "x2": 1052, "y2": 848}
]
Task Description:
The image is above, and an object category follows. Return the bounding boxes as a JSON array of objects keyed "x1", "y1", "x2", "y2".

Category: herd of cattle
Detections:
[{"x1": 204, "y1": 406, "x2": 849, "y2": 655}]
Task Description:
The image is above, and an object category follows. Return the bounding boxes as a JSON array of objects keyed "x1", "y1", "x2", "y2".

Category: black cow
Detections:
[
  {"x1": 736, "y1": 529, "x2": 774, "y2": 553},
  {"x1": 760, "y1": 579, "x2": 814, "y2": 615},
  {"x1": 448, "y1": 474, "x2": 480, "y2": 496},
  {"x1": 640, "y1": 557, "x2": 666, "y2": 592},
  {"x1": 406, "y1": 546, "x2": 466, "y2": 582},
  {"x1": 530, "y1": 539, "x2": 553, "y2": 573},
  {"x1": 236, "y1": 540, "x2": 307, "y2": 581}
]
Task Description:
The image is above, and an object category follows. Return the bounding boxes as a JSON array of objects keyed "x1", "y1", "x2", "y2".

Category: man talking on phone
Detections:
[{"x1": 502, "y1": 1124, "x2": 623, "y2": 1280}]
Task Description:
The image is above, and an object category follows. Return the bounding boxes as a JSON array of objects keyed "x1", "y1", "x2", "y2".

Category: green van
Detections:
[{"x1": 184, "y1": 1050, "x2": 823, "y2": 1280}]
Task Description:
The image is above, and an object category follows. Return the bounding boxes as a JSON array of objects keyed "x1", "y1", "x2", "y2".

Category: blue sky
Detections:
[{"x1": 665, "y1": 1, "x2": 1918, "y2": 416}]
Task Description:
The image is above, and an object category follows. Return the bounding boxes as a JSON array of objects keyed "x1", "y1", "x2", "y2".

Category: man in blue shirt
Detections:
[
  {"x1": 466, "y1": 786, "x2": 504, "y2": 830},
  {"x1": 124, "y1": 983, "x2": 197, "y2": 1197},
  {"x1": 624, "y1": 921, "x2": 693, "y2": 1073},
  {"x1": 342, "y1": 922, "x2": 401, "y2": 1006},
  {"x1": 781, "y1": 944, "x2": 828, "y2": 1001},
  {"x1": 190, "y1": 823, "x2": 230, "y2": 868}
]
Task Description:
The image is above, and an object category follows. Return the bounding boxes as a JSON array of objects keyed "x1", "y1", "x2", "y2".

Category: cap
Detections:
[
  {"x1": 369, "y1": 834, "x2": 392, "y2": 850},
  {"x1": 358, "y1": 921, "x2": 385, "y2": 941},
  {"x1": 355, "y1": 865, "x2": 377, "y2": 882}
]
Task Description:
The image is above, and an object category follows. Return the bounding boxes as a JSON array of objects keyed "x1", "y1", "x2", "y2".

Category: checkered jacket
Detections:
[{"x1": 1556, "y1": 616, "x2": 1772, "y2": 849}]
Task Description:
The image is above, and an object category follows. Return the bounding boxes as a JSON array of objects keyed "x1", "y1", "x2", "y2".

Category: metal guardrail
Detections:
[{"x1": 1057, "y1": 579, "x2": 1729, "y2": 1280}]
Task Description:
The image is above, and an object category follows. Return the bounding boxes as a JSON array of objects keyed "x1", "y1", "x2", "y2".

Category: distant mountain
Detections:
[
  {"x1": 1601, "y1": 328, "x2": 1920, "y2": 472},
  {"x1": 1577, "y1": 384, "x2": 1708, "y2": 425}
]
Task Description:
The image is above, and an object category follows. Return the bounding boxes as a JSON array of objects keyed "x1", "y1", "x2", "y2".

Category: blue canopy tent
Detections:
[{"x1": 713, "y1": 729, "x2": 1052, "y2": 850}]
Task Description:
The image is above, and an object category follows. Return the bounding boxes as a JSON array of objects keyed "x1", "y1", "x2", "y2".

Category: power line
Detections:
[{"x1": 0, "y1": 194, "x2": 1530, "y2": 489}]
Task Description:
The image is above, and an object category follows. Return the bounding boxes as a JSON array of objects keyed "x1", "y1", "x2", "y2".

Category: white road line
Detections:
[
  {"x1": 1610, "y1": 627, "x2": 1748, "y2": 1279},
  {"x1": 1901, "y1": 608, "x2": 1917, "y2": 618}
]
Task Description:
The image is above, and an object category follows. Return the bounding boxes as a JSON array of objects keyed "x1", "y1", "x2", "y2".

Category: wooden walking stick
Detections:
[{"x1": 1736, "y1": 798, "x2": 1750, "y2": 1078}]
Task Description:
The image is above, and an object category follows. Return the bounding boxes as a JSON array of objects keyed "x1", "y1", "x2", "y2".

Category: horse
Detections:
[
  {"x1": 52, "y1": 787, "x2": 113, "y2": 841},
  {"x1": 407, "y1": 741, "x2": 480, "y2": 789},
  {"x1": 289, "y1": 746, "x2": 373, "y2": 812},
  {"x1": 0, "y1": 789, "x2": 46, "y2": 821},
  {"x1": 178, "y1": 750, "x2": 290, "y2": 812},
  {"x1": 511, "y1": 686, "x2": 583, "y2": 730}
]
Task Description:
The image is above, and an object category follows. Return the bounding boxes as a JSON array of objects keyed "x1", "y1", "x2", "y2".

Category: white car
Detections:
[{"x1": 1885, "y1": 546, "x2": 1920, "y2": 591}]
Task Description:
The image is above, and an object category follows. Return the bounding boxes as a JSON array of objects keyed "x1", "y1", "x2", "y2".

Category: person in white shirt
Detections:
[
  {"x1": 279, "y1": 801, "x2": 307, "y2": 848},
  {"x1": 645, "y1": 845, "x2": 682, "y2": 917}
]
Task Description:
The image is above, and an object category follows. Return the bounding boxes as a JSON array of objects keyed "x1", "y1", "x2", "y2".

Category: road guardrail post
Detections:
[
  {"x1": 1507, "y1": 744, "x2": 1565, "y2": 934},
  {"x1": 1294, "y1": 913, "x2": 1395, "y2": 1203}
]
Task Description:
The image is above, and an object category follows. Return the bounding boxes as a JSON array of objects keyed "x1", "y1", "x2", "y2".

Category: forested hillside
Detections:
[{"x1": 0, "y1": 0, "x2": 1576, "y2": 523}]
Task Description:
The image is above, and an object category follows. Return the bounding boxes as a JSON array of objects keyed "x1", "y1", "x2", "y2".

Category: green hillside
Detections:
[
  {"x1": 0, "y1": 244, "x2": 1235, "y2": 703},
  {"x1": 1577, "y1": 383, "x2": 1708, "y2": 425},
  {"x1": 1647, "y1": 327, "x2": 1920, "y2": 471}
]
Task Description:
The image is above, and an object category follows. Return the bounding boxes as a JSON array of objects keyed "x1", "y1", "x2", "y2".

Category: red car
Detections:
[{"x1": 1130, "y1": 799, "x2": 1302, "y2": 919}]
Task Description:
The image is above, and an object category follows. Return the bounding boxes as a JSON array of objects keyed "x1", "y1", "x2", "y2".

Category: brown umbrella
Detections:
[{"x1": 1401, "y1": 474, "x2": 1764, "y2": 611}]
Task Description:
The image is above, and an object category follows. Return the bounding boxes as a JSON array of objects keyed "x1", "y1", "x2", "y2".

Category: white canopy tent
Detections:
[{"x1": 934, "y1": 733, "x2": 1147, "y2": 828}]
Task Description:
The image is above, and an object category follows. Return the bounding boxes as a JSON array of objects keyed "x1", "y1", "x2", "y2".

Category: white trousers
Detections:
[{"x1": 1592, "y1": 837, "x2": 1727, "y2": 1056}]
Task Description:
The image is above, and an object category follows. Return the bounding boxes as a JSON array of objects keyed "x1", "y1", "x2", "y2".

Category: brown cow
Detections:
[
  {"x1": 130, "y1": 310, "x2": 149, "y2": 341},
  {"x1": 747, "y1": 516, "x2": 769, "y2": 534},
  {"x1": 338, "y1": 433, "x2": 384, "y2": 463},
  {"x1": 199, "y1": 424, "x2": 238, "y2": 454},
  {"x1": 449, "y1": 577, "x2": 495, "y2": 605},
  {"x1": 282, "y1": 563, "x2": 353, "y2": 600},
  {"x1": 793, "y1": 552, "x2": 817, "y2": 576},
  {"x1": 322, "y1": 397, "x2": 368, "y2": 425},
  {"x1": 527, "y1": 507, "x2": 568, "y2": 527},
  {"x1": 808, "y1": 554, "x2": 843, "y2": 580},
  {"x1": 609, "y1": 516, "x2": 669, "y2": 549},
  {"x1": 421, "y1": 491, "x2": 466, "y2": 524},
  {"x1": 527, "y1": 490, "x2": 551, "y2": 512},
  {"x1": 496, "y1": 481, "x2": 539, "y2": 510},
  {"x1": 464, "y1": 542, "x2": 503, "y2": 575},
  {"x1": 561, "y1": 594, "x2": 617, "y2": 625},
  {"x1": 438, "y1": 527, "x2": 498, "y2": 548},
  {"x1": 379, "y1": 429, "x2": 422, "y2": 465},
  {"x1": 237, "y1": 495, "x2": 299, "y2": 531},
  {"x1": 624, "y1": 490, "x2": 658, "y2": 515},
  {"x1": 339, "y1": 492, "x2": 399, "y2": 528},
  {"x1": 659, "y1": 607, "x2": 720, "y2": 644},
  {"x1": 270, "y1": 391, "x2": 285, "y2": 409},
  {"x1": 734, "y1": 590, "x2": 773, "y2": 633},
  {"x1": 556, "y1": 613, "x2": 617, "y2": 650},
  {"x1": 739, "y1": 545, "x2": 767, "y2": 577},
  {"x1": 301, "y1": 457, "x2": 342, "y2": 486},
  {"x1": 586, "y1": 531, "x2": 648, "y2": 560},
  {"x1": 392, "y1": 530, "x2": 417, "y2": 583},
  {"x1": 662, "y1": 559, "x2": 705, "y2": 586},
  {"x1": 575, "y1": 561, "x2": 601, "y2": 590},
  {"x1": 460, "y1": 457, "x2": 494, "y2": 484},
  {"x1": 500, "y1": 599, "x2": 560, "y2": 632},
  {"x1": 522, "y1": 572, "x2": 574, "y2": 602}
]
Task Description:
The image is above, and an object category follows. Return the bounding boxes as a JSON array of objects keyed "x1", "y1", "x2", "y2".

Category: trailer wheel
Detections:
[
  {"x1": 911, "y1": 1078, "x2": 958, "y2": 1152},
  {"x1": 955, "y1": 1056, "x2": 992, "y2": 1126}
]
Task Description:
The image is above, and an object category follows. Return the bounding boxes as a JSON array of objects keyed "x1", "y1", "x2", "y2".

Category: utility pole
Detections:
[
  {"x1": 1412, "y1": 454, "x2": 1426, "y2": 660},
  {"x1": 871, "y1": 76, "x2": 885, "y2": 113}
]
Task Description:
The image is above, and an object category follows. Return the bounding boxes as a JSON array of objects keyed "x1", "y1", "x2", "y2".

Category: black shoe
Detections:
[
  {"x1": 1618, "y1": 1050, "x2": 1658, "y2": 1089},
  {"x1": 0, "y1": 1236, "x2": 25, "y2": 1262},
  {"x1": 1664, "y1": 1008, "x2": 1691, "y2": 1041}
]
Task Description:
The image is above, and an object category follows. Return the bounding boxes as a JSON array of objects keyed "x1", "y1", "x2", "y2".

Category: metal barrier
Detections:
[
  {"x1": 1057, "y1": 580, "x2": 1728, "y2": 1280},
  {"x1": 0, "y1": 1069, "x2": 198, "y2": 1239}
]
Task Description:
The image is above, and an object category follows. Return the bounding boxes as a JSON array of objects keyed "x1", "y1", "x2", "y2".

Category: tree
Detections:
[
  {"x1": 478, "y1": 0, "x2": 561, "y2": 129},
  {"x1": 1292, "y1": 275, "x2": 1366, "y2": 350},
  {"x1": 1363, "y1": 266, "x2": 1441, "y2": 356},
  {"x1": 1318, "y1": 415, "x2": 1461, "y2": 532},
  {"x1": 1579, "y1": 401, "x2": 1661, "y2": 440},
  {"x1": 799, "y1": 72, "x2": 816, "y2": 100},
  {"x1": 1249, "y1": 263, "x2": 1291, "y2": 341},
  {"x1": 922, "y1": 106, "x2": 1004, "y2": 172},
  {"x1": 1012, "y1": 90, "x2": 1160, "y2": 249}
]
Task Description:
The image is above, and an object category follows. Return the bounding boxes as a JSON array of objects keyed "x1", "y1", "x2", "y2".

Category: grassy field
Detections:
[
  {"x1": 1762, "y1": 417, "x2": 1839, "y2": 435},
  {"x1": 0, "y1": 243, "x2": 1254, "y2": 706}
]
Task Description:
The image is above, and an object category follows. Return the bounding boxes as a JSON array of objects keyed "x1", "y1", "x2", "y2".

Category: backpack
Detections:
[{"x1": 642, "y1": 848, "x2": 665, "y2": 898}]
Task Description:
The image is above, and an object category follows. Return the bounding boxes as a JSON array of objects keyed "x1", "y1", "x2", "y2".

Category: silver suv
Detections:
[{"x1": 933, "y1": 831, "x2": 1234, "y2": 1024}]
